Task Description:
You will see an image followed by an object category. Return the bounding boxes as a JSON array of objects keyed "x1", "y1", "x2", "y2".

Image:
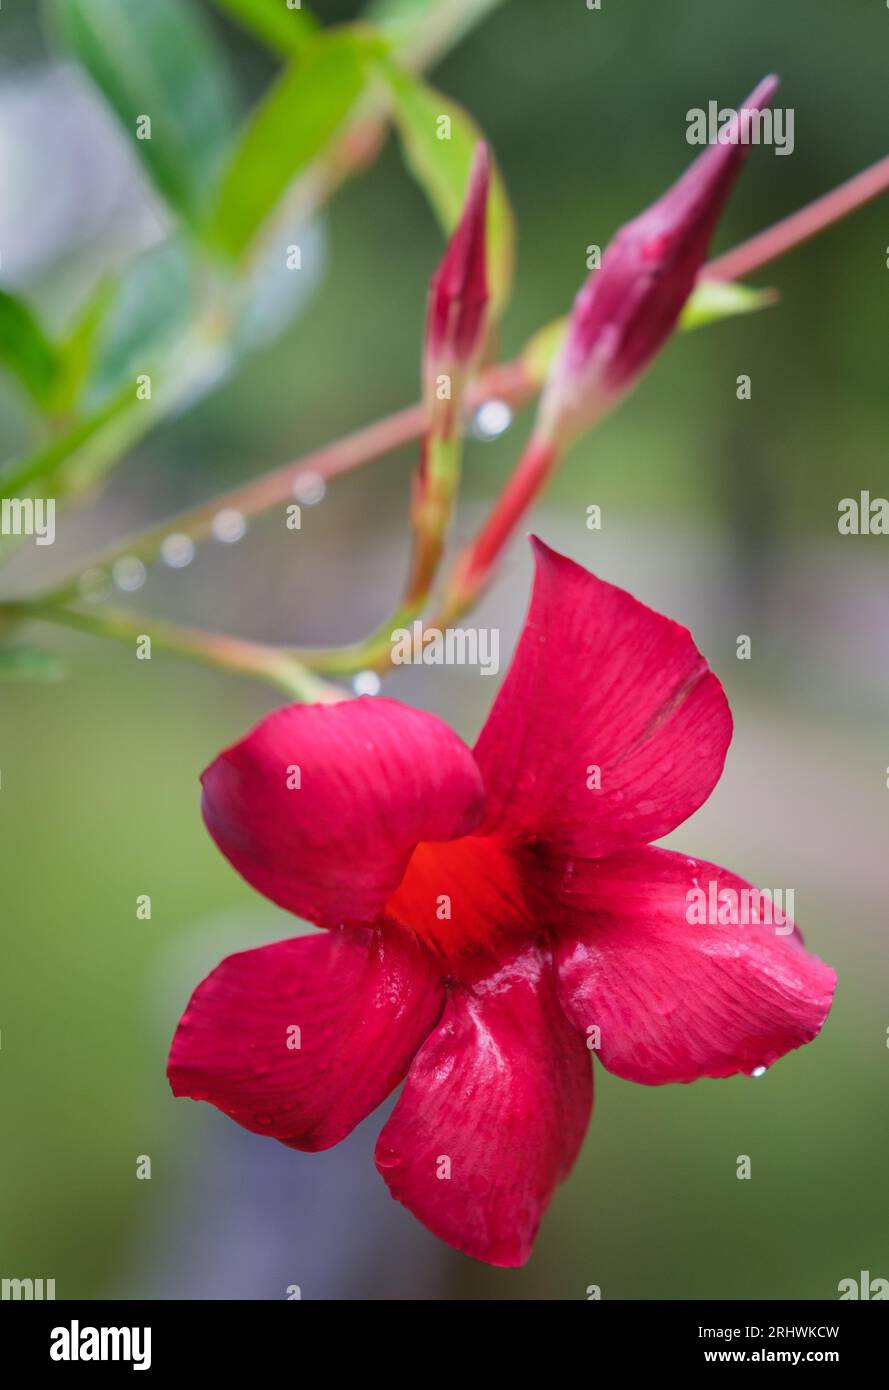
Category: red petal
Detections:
[
  {"x1": 473, "y1": 540, "x2": 732, "y2": 856},
  {"x1": 375, "y1": 944, "x2": 592, "y2": 1267},
  {"x1": 549, "y1": 846, "x2": 836, "y2": 1084},
  {"x1": 168, "y1": 927, "x2": 444, "y2": 1151},
  {"x1": 202, "y1": 697, "x2": 485, "y2": 929}
]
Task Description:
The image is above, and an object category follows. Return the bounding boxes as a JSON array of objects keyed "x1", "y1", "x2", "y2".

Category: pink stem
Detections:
[
  {"x1": 442, "y1": 434, "x2": 559, "y2": 618},
  {"x1": 705, "y1": 152, "x2": 889, "y2": 282}
]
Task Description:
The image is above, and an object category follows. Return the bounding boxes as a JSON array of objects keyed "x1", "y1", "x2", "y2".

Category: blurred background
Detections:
[{"x1": 0, "y1": 0, "x2": 887, "y2": 1300}]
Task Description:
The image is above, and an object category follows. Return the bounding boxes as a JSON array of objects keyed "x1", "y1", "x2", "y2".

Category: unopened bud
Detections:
[
  {"x1": 537, "y1": 75, "x2": 779, "y2": 447},
  {"x1": 424, "y1": 142, "x2": 491, "y2": 413}
]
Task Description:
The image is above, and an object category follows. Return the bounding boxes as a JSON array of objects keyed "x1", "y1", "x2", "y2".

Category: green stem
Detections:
[
  {"x1": 8, "y1": 601, "x2": 343, "y2": 703},
  {"x1": 296, "y1": 601, "x2": 422, "y2": 676},
  {"x1": 405, "y1": 430, "x2": 462, "y2": 602}
]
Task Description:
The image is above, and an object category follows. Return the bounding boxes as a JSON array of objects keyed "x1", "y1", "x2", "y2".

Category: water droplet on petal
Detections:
[
  {"x1": 161, "y1": 532, "x2": 195, "y2": 569},
  {"x1": 353, "y1": 670, "x2": 381, "y2": 696},
  {"x1": 212, "y1": 508, "x2": 246, "y2": 543},
  {"x1": 472, "y1": 399, "x2": 513, "y2": 440},
  {"x1": 112, "y1": 555, "x2": 146, "y2": 592},
  {"x1": 292, "y1": 471, "x2": 326, "y2": 506},
  {"x1": 750, "y1": 1065, "x2": 767, "y2": 1078}
]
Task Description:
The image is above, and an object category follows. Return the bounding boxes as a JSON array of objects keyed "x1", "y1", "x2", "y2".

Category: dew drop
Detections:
[
  {"x1": 472, "y1": 399, "x2": 513, "y2": 440},
  {"x1": 750, "y1": 1065, "x2": 767, "y2": 1078},
  {"x1": 353, "y1": 670, "x2": 381, "y2": 696},
  {"x1": 161, "y1": 532, "x2": 195, "y2": 569},
  {"x1": 212, "y1": 508, "x2": 246, "y2": 543},
  {"x1": 112, "y1": 555, "x2": 147, "y2": 592},
  {"x1": 292, "y1": 471, "x2": 326, "y2": 506}
]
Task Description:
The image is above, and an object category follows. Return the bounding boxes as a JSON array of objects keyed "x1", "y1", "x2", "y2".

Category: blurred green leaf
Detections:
[
  {"x1": 680, "y1": 277, "x2": 778, "y2": 330},
  {"x1": 380, "y1": 66, "x2": 516, "y2": 314},
  {"x1": 212, "y1": 28, "x2": 373, "y2": 259},
  {"x1": 88, "y1": 241, "x2": 194, "y2": 402},
  {"x1": 367, "y1": 0, "x2": 505, "y2": 68},
  {"x1": 52, "y1": 276, "x2": 118, "y2": 414},
  {"x1": 0, "y1": 290, "x2": 62, "y2": 408},
  {"x1": 0, "y1": 385, "x2": 137, "y2": 503},
  {"x1": 47, "y1": 0, "x2": 238, "y2": 225},
  {"x1": 233, "y1": 219, "x2": 326, "y2": 353},
  {"x1": 520, "y1": 315, "x2": 566, "y2": 388},
  {"x1": 0, "y1": 644, "x2": 65, "y2": 683},
  {"x1": 211, "y1": 0, "x2": 319, "y2": 55}
]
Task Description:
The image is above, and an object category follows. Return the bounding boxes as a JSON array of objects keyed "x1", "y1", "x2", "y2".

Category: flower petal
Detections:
[
  {"x1": 473, "y1": 539, "x2": 732, "y2": 856},
  {"x1": 549, "y1": 846, "x2": 836, "y2": 1084},
  {"x1": 375, "y1": 944, "x2": 592, "y2": 1267},
  {"x1": 168, "y1": 926, "x2": 445, "y2": 1151},
  {"x1": 202, "y1": 696, "x2": 485, "y2": 928}
]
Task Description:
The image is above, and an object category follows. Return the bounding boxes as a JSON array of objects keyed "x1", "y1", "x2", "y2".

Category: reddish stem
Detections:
[
  {"x1": 443, "y1": 434, "x2": 559, "y2": 616},
  {"x1": 705, "y1": 152, "x2": 889, "y2": 282}
]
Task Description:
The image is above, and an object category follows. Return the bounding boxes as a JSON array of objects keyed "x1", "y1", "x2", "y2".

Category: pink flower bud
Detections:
[
  {"x1": 425, "y1": 142, "x2": 491, "y2": 377},
  {"x1": 537, "y1": 75, "x2": 779, "y2": 447}
]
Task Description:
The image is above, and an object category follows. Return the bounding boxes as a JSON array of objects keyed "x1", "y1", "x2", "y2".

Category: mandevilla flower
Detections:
[
  {"x1": 536, "y1": 74, "x2": 779, "y2": 450},
  {"x1": 168, "y1": 539, "x2": 835, "y2": 1267}
]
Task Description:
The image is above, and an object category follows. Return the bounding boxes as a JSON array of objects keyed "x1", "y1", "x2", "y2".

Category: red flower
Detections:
[
  {"x1": 537, "y1": 75, "x2": 779, "y2": 448},
  {"x1": 168, "y1": 540, "x2": 835, "y2": 1267}
]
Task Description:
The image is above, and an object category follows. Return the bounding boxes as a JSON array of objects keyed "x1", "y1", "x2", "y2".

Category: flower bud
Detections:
[
  {"x1": 424, "y1": 142, "x2": 491, "y2": 404},
  {"x1": 536, "y1": 75, "x2": 779, "y2": 448}
]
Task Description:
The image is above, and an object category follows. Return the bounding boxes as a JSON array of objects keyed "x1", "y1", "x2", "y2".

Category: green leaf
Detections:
[
  {"x1": 211, "y1": 0, "x2": 319, "y2": 56},
  {"x1": 0, "y1": 644, "x2": 65, "y2": 683},
  {"x1": 679, "y1": 278, "x2": 777, "y2": 331},
  {"x1": 367, "y1": 0, "x2": 506, "y2": 68},
  {"x1": 520, "y1": 315, "x2": 566, "y2": 388},
  {"x1": 233, "y1": 218, "x2": 326, "y2": 353},
  {"x1": 88, "y1": 240, "x2": 194, "y2": 402},
  {"x1": 52, "y1": 276, "x2": 118, "y2": 414},
  {"x1": 212, "y1": 29, "x2": 373, "y2": 259},
  {"x1": 380, "y1": 66, "x2": 516, "y2": 315},
  {"x1": 0, "y1": 385, "x2": 138, "y2": 501},
  {"x1": 0, "y1": 290, "x2": 62, "y2": 408},
  {"x1": 46, "y1": 0, "x2": 238, "y2": 225}
]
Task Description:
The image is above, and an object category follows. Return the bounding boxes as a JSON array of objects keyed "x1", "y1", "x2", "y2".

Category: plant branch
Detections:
[
  {"x1": 14, "y1": 150, "x2": 889, "y2": 688},
  {"x1": 6, "y1": 601, "x2": 343, "y2": 703},
  {"x1": 40, "y1": 359, "x2": 534, "y2": 604},
  {"x1": 705, "y1": 152, "x2": 889, "y2": 282}
]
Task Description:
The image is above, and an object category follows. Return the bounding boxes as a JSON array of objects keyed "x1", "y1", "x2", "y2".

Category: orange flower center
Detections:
[{"x1": 384, "y1": 834, "x2": 535, "y2": 963}]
